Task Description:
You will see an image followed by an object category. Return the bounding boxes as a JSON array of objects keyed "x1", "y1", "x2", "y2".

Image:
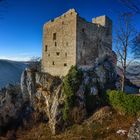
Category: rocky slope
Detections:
[{"x1": 15, "y1": 106, "x2": 136, "y2": 140}]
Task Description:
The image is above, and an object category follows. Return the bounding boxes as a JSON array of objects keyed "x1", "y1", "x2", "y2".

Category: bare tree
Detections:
[
  {"x1": 115, "y1": 14, "x2": 137, "y2": 92},
  {"x1": 118, "y1": 0, "x2": 140, "y2": 15},
  {"x1": 28, "y1": 57, "x2": 41, "y2": 72},
  {"x1": 133, "y1": 33, "x2": 140, "y2": 59}
]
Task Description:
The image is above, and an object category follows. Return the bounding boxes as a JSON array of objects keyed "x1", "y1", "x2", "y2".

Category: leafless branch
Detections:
[
  {"x1": 114, "y1": 14, "x2": 138, "y2": 91},
  {"x1": 118, "y1": 0, "x2": 140, "y2": 14}
]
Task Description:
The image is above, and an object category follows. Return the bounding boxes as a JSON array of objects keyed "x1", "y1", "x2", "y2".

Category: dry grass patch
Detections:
[{"x1": 0, "y1": 107, "x2": 136, "y2": 140}]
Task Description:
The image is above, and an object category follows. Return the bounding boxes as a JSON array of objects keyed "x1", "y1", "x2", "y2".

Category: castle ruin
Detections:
[{"x1": 42, "y1": 9, "x2": 113, "y2": 76}]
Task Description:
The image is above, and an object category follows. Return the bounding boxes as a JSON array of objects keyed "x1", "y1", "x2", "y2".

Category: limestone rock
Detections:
[
  {"x1": 19, "y1": 55, "x2": 117, "y2": 134},
  {"x1": 21, "y1": 68, "x2": 36, "y2": 103},
  {"x1": 128, "y1": 118, "x2": 140, "y2": 140},
  {"x1": 0, "y1": 55, "x2": 117, "y2": 135},
  {"x1": 21, "y1": 70, "x2": 64, "y2": 134},
  {"x1": 0, "y1": 85, "x2": 22, "y2": 129}
]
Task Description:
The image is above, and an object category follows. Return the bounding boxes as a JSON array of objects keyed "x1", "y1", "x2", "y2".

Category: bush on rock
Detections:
[
  {"x1": 107, "y1": 90, "x2": 140, "y2": 115},
  {"x1": 62, "y1": 66, "x2": 83, "y2": 121}
]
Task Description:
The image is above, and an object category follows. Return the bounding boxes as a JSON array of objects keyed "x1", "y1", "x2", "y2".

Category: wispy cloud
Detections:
[{"x1": 0, "y1": 53, "x2": 41, "y2": 61}]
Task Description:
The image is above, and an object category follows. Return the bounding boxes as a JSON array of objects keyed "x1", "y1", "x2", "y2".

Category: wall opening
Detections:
[
  {"x1": 64, "y1": 63, "x2": 67, "y2": 66},
  {"x1": 53, "y1": 33, "x2": 56, "y2": 40},
  {"x1": 48, "y1": 53, "x2": 50, "y2": 57},
  {"x1": 55, "y1": 42, "x2": 57, "y2": 46},
  {"x1": 51, "y1": 19, "x2": 54, "y2": 22},
  {"x1": 65, "y1": 53, "x2": 67, "y2": 57},
  {"x1": 45, "y1": 45, "x2": 48, "y2": 52},
  {"x1": 56, "y1": 52, "x2": 60, "y2": 56},
  {"x1": 52, "y1": 61, "x2": 55, "y2": 65},
  {"x1": 83, "y1": 41, "x2": 86, "y2": 45},
  {"x1": 82, "y1": 28, "x2": 85, "y2": 33}
]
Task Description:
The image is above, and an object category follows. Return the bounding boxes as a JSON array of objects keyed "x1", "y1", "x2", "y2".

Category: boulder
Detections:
[{"x1": 128, "y1": 118, "x2": 140, "y2": 140}]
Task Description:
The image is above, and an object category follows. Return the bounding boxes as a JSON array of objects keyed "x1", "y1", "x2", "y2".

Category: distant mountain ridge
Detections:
[
  {"x1": 117, "y1": 64, "x2": 140, "y2": 87},
  {"x1": 126, "y1": 64, "x2": 140, "y2": 87},
  {"x1": 0, "y1": 59, "x2": 139, "y2": 89},
  {"x1": 0, "y1": 59, "x2": 27, "y2": 88}
]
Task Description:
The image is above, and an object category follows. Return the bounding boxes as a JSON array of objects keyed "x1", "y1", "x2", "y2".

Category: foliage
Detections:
[
  {"x1": 107, "y1": 90, "x2": 140, "y2": 115},
  {"x1": 62, "y1": 66, "x2": 83, "y2": 121},
  {"x1": 13, "y1": 108, "x2": 136, "y2": 140},
  {"x1": 28, "y1": 57, "x2": 41, "y2": 71},
  {"x1": 115, "y1": 14, "x2": 136, "y2": 92}
]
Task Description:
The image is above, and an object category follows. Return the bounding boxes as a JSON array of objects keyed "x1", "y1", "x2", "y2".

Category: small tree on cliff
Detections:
[
  {"x1": 28, "y1": 57, "x2": 41, "y2": 72},
  {"x1": 115, "y1": 14, "x2": 137, "y2": 92}
]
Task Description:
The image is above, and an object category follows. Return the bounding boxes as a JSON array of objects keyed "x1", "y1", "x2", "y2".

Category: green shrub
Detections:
[
  {"x1": 62, "y1": 66, "x2": 83, "y2": 121},
  {"x1": 107, "y1": 90, "x2": 140, "y2": 115}
]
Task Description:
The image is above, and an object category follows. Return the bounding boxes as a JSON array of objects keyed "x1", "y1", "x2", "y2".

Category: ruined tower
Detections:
[{"x1": 42, "y1": 9, "x2": 113, "y2": 76}]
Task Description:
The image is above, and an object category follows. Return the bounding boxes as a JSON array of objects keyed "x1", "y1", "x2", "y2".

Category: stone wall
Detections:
[
  {"x1": 76, "y1": 15, "x2": 112, "y2": 69},
  {"x1": 42, "y1": 9, "x2": 113, "y2": 76},
  {"x1": 42, "y1": 9, "x2": 77, "y2": 76}
]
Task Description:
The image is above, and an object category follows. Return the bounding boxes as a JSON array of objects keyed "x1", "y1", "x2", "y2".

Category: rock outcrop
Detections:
[
  {"x1": 0, "y1": 55, "x2": 117, "y2": 135},
  {"x1": 128, "y1": 118, "x2": 140, "y2": 140},
  {"x1": 20, "y1": 55, "x2": 117, "y2": 134},
  {"x1": 21, "y1": 70, "x2": 64, "y2": 134},
  {"x1": 0, "y1": 85, "x2": 30, "y2": 134}
]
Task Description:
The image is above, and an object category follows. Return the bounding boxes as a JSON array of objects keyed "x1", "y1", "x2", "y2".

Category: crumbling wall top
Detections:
[
  {"x1": 92, "y1": 15, "x2": 112, "y2": 27},
  {"x1": 44, "y1": 8, "x2": 77, "y2": 28}
]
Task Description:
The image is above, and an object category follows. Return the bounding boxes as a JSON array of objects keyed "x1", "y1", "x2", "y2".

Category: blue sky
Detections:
[{"x1": 0, "y1": 0, "x2": 140, "y2": 61}]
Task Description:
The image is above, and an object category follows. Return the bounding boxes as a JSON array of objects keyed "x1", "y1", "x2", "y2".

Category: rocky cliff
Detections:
[
  {"x1": 128, "y1": 118, "x2": 140, "y2": 140},
  {"x1": 21, "y1": 55, "x2": 117, "y2": 134},
  {"x1": 0, "y1": 84, "x2": 31, "y2": 135},
  {"x1": 0, "y1": 55, "x2": 118, "y2": 135}
]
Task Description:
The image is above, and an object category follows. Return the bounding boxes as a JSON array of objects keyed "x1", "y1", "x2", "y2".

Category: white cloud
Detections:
[{"x1": 0, "y1": 53, "x2": 41, "y2": 61}]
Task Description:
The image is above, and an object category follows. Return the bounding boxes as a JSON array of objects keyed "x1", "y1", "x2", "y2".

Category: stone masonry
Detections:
[{"x1": 42, "y1": 9, "x2": 113, "y2": 76}]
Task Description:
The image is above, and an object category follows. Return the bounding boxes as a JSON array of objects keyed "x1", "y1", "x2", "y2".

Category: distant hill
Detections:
[
  {"x1": 117, "y1": 64, "x2": 140, "y2": 87},
  {"x1": 126, "y1": 64, "x2": 140, "y2": 87},
  {"x1": 0, "y1": 60, "x2": 27, "y2": 88},
  {"x1": 0, "y1": 59, "x2": 139, "y2": 89}
]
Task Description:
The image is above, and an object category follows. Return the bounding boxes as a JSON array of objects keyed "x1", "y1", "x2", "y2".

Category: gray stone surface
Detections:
[
  {"x1": 21, "y1": 55, "x2": 117, "y2": 134},
  {"x1": 42, "y1": 9, "x2": 116, "y2": 76},
  {"x1": 0, "y1": 55, "x2": 117, "y2": 135},
  {"x1": 128, "y1": 118, "x2": 140, "y2": 140},
  {"x1": 0, "y1": 84, "x2": 23, "y2": 127}
]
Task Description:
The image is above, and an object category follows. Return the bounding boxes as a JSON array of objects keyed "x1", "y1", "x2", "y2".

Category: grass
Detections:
[
  {"x1": 1, "y1": 107, "x2": 135, "y2": 140},
  {"x1": 107, "y1": 90, "x2": 140, "y2": 115}
]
